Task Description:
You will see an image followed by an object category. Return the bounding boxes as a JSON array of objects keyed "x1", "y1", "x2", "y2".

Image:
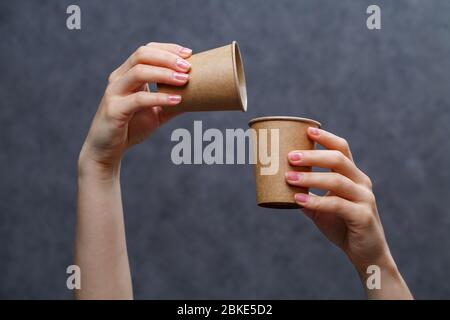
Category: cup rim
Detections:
[
  {"x1": 231, "y1": 41, "x2": 248, "y2": 112},
  {"x1": 248, "y1": 116, "x2": 321, "y2": 127}
]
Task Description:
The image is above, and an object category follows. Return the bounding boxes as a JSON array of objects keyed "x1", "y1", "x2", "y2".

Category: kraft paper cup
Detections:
[
  {"x1": 157, "y1": 41, "x2": 247, "y2": 112},
  {"x1": 249, "y1": 116, "x2": 321, "y2": 209}
]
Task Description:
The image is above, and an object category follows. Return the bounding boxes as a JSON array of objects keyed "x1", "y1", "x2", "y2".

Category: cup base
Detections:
[{"x1": 258, "y1": 202, "x2": 301, "y2": 209}]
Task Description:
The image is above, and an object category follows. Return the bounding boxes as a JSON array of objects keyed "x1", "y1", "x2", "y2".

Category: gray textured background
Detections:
[{"x1": 0, "y1": 0, "x2": 449, "y2": 299}]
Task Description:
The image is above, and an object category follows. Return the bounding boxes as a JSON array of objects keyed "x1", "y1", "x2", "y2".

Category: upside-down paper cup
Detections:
[
  {"x1": 249, "y1": 116, "x2": 321, "y2": 209},
  {"x1": 157, "y1": 41, "x2": 247, "y2": 112}
]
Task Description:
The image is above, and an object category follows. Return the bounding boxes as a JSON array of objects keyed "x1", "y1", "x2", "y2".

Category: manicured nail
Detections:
[
  {"x1": 295, "y1": 193, "x2": 309, "y2": 203},
  {"x1": 285, "y1": 172, "x2": 300, "y2": 181},
  {"x1": 176, "y1": 58, "x2": 191, "y2": 70},
  {"x1": 168, "y1": 95, "x2": 182, "y2": 104},
  {"x1": 180, "y1": 47, "x2": 192, "y2": 55},
  {"x1": 288, "y1": 152, "x2": 302, "y2": 161},
  {"x1": 173, "y1": 72, "x2": 189, "y2": 81},
  {"x1": 308, "y1": 127, "x2": 320, "y2": 136}
]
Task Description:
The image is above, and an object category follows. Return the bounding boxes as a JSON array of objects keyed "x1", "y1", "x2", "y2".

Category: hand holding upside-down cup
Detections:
[
  {"x1": 285, "y1": 127, "x2": 412, "y2": 299},
  {"x1": 77, "y1": 42, "x2": 193, "y2": 299}
]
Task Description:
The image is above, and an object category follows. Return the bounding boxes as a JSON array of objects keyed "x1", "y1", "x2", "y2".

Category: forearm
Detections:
[
  {"x1": 72, "y1": 42, "x2": 190, "y2": 299},
  {"x1": 74, "y1": 159, "x2": 133, "y2": 299},
  {"x1": 354, "y1": 253, "x2": 413, "y2": 300}
]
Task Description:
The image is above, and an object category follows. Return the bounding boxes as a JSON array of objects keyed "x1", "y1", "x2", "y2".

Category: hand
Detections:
[
  {"x1": 79, "y1": 42, "x2": 193, "y2": 173},
  {"x1": 75, "y1": 42, "x2": 193, "y2": 299},
  {"x1": 285, "y1": 127, "x2": 412, "y2": 299},
  {"x1": 285, "y1": 127, "x2": 384, "y2": 268}
]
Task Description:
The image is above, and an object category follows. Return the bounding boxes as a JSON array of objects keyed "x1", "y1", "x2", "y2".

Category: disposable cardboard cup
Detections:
[
  {"x1": 248, "y1": 116, "x2": 321, "y2": 209},
  {"x1": 157, "y1": 41, "x2": 247, "y2": 112}
]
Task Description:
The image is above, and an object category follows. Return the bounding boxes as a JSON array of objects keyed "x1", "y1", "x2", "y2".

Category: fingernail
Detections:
[
  {"x1": 176, "y1": 58, "x2": 191, "y2": 70},
  {"x1": 173, "y1": 72, "x2": 189, "y2": 81},
  {"x1": 180, "y1": 47, "x2": 192, "y2": 55},
  {"x1": 308, "y1": 127, "x2": 320, "y2": 136},
  {"x1": 168, "y1": 95, "x2": 182, "y2": 104},
  {"x1": 295, "y1": 193, "x2": 309, "y2": 203},
  {"x1": 288, "y1": 152, "x2": 302, "y2": 161},
  {"x1": 285, "y1": 172, "x2": 300, "y2": 181}
]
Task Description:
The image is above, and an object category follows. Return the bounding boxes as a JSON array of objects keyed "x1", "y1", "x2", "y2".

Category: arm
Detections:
[
  {"x1": 75, "y1": 42, "x2": 192, "y2": 299},
  {"x1": 285, "y1": 127, "x2": 413, "y2": 299}
]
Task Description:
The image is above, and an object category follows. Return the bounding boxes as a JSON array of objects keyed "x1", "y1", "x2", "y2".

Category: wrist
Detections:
[
  {"x1": 78, "y1": 145, "x2": 122, "y2": 183},
  {"x1": 351, "y1": 250, "x2": 413, "y2": 299},
  {"x1": 351, "y1": 247, "x2": 397, "y2": 278}
]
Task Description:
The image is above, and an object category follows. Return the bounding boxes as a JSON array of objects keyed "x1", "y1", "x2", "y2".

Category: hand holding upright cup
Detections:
[{"x1": 285, "y1": 128, "x2": 413, "y2": 299}]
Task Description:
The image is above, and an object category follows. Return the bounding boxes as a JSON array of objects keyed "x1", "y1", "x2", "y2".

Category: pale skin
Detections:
[
  {"x1": 285, "y1": 128, "x2": 412, "y2": 299},
  {"x1": 76, "y1": 42, "x2": 413, "y2": 300}
]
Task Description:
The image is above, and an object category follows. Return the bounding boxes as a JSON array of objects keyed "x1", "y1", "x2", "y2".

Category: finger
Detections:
[
  {"x1": 285, "y1": 171, "x2": 370, "y2": 201},
  {"x1": 287, "y1": 150, "x2": 368, "y2": 185},
  {"x1": 110, "y1": 46, "x2": 191, "y2": 82},
  {"x1": 110, "y1": 64, "x2": 189, "y2": 94},
  {"x1": 307, "y1": 127, "x2": 353, "y2": 161},
  {"x1": 112, "y1": 91, "x2": 182, "y2": 118},
  {"x1": 294, "y1": 193, "x2": 361, "y2": 222},
  {"x1": 146, "y1": 42, "x2": 193, "y2": 58}
]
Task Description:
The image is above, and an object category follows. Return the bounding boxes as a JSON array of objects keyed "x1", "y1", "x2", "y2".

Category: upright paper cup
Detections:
[
  {"x1": 157, "y1": 41, "x2": 247, "y2": 112},
  {"x1": 249, "y1": 116, "x2": 321, "y2": 209}
]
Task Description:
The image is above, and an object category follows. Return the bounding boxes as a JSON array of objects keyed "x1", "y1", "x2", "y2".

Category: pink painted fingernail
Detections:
[
  {"x1": 295, "y1": 193, "x2": 309, "y2": 203},
  {"x1": 285, "y1": 172, "x2": 300, "y2": 181},
  {"x1": 173, "y1": 72, "x2": 189, "y2": 81},
  {"x1": 308, "y1": 127, "x2": 320, "y2": 136},
  {"x1": 288, "y1": 152, "x2": 302, "y2": 161},
  {"x1": 176, "y1": 58, "x2": 191, "y2": 70},
  {"x1": 168, "y1": 95, "x2": 182, "y2": 104},
  {"x1": 180, "y1": 47, "x2": 192, "y2": 55}
]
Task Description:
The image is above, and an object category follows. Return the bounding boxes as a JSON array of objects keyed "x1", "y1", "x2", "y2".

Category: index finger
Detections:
[
  {"x1": 307, "y1": 127, "x2": 353, "y2": 161},
  {"x1": 109, "y1": 42, "x2": 193, "y2": 83}
]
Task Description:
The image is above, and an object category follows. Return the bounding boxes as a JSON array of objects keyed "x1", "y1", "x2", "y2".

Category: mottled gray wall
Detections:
[{"x1": 1, "y1": 0, "x2": 450, "y2": 299}]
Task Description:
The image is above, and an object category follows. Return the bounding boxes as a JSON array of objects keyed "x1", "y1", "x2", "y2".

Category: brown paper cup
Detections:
[
  {"x1": 157, "y1": 41, "x2": 247, "y2": 112},
  {"x1": 249, "y1": 116, "x2": 321, "y2": 209}
]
